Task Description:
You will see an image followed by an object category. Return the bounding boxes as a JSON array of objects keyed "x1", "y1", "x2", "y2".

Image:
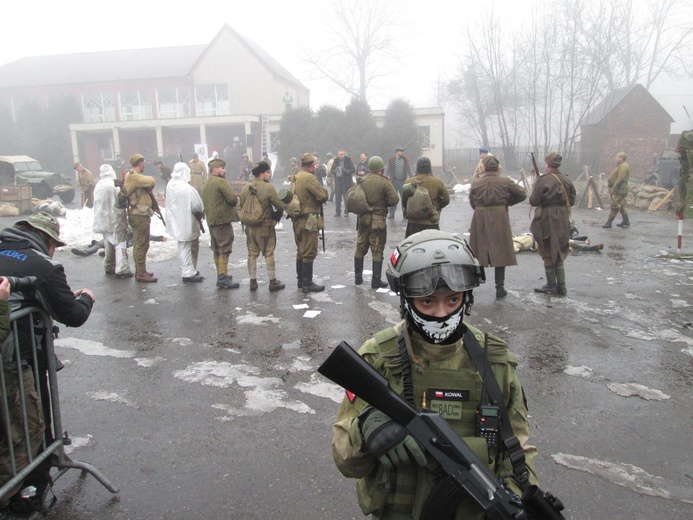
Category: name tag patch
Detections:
[{"x1": 428, "y1": 388, "x2": 470, "y2": 420}]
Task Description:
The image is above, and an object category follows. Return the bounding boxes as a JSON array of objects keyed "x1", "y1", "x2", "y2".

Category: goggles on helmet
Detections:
[{"x1": 400, "y1": 263, "x2": 480, "y2": 297}]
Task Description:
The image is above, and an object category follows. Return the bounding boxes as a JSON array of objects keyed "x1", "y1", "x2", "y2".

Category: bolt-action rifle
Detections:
[
  {"x1": 318, "y1": 342, "x2": 566, "y2": 520},
  {"x1": 530, "y1": 152, "x2": 541, "y2": 177},
  {"x1": 319, "y1": 204, "x2": 326, "y2": 252}
]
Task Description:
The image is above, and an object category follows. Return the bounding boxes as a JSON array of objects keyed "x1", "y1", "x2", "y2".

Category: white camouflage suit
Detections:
[
  {"x1": 165, "y1": 162, "x2": 204, "y2": 278},
  {"x1": 93, "y1": 164, "x2": 132, "y2": 275}
]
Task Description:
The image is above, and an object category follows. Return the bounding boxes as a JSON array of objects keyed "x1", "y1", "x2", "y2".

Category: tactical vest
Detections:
[{"x1": 357, "y1": 325, "x2": 512, "y2": 520}]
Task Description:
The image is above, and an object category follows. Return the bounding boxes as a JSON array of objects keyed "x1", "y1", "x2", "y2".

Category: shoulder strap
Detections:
[
  {"x1": 551, "y1": 173, "x2": 572, "y2": 218},
  {"x1": 463, "y1": 329, "x2": 530, "y2": 489}
]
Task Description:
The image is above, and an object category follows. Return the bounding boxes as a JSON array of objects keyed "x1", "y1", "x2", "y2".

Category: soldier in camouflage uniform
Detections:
[
  {"x1": 602, "y1": 152, "x2": 631, "y2": 228},
  {"x1": 292, "y1": 153, "x2": 328, "y2": 293},
  {"x1": 239, "y1": 161, "x2": 286, "y2": 292},
  {"x1": 353, "y1": 156, "x2": 399, "y2": 289},
  {"x1": 74, "y1": 161, "x2": 95, "y2": 208},
  {"x1": 332, "y1": 230, "x2": 538, "y2": 520},
  {"x1": 401, "y1": 157, "x2": 450, "y2": 238}
]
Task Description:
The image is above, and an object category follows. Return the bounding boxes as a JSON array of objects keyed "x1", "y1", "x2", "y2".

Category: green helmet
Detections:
[
  {"x1": 367, "y1": 155, "x2": 386, "y2": 172},
  {"x1": 386, "y1": 230, "x2": 484, "y2": 298}
]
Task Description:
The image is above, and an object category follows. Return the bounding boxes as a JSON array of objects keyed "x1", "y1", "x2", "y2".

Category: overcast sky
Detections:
[{"x1": 1, "y1": 0, "x2": 691, "y2": 136}]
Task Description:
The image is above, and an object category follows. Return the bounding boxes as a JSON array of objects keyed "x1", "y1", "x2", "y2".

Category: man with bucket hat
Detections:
[{"x1": 0, "y1": 212, "x2": 95, "y2": 513}]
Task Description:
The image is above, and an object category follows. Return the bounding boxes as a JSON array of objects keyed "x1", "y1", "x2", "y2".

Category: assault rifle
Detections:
[
  {"x1": 147, "y1": 188, "x2": 166, "y2": 227},
  {"x1": 530, "y1": 153, "x2": 541, "y2": 177},
  {"x1": 318, "y1": 342, "x2": 566, "y2": 520}
]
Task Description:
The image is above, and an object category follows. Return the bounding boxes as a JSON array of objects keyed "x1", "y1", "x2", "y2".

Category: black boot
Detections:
[
  {"x1": 354, "y1": 257, "x2": 364, "y2": 285},
  {"x1": 71, "y1": 239, "x2": 104, "y2": 256},
  {"x1": 371, "y1": 261, "x2": 389, "y2": 289},
  {"x1": 535, "y1": 268, "x2": 557, "y2": 294},
  {"x1": 616, "y1": 215, "x2": 630, "y2": 228},
  {"x1": 602, "y1": 211, "x2": 617, "y2": 228},
  {"x1": 302, "y1": 262, "x2": 325, "y2": 293},
  {"x1": 494, "y1": 267, "x2": 507, "y2": 298},
  {"x1": 296, "y1": 259, "x2": 303, "y2": 288}
]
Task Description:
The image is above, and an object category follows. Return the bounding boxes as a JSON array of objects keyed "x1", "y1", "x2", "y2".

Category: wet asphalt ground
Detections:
[{"x1": 3, "y1": 178, "x2": 692, "y2": 520}]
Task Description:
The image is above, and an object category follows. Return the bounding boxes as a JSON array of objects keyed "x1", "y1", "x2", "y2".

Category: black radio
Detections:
[{"x1": 476, "y1": 404, "x2": 501, "y2": 446}]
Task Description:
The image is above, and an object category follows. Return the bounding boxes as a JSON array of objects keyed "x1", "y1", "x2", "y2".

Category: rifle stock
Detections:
[
  {"x1": 318, "y1": 341, "x2": 565, "y2": 520},
  {"x1": 530, "y1": 153, "x2": 541, "y2": 177}
]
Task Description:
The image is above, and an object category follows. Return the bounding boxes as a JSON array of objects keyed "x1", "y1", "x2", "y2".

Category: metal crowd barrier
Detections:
[{"x1": 0, "y1": 305, "x2": 118, "y2": 508}]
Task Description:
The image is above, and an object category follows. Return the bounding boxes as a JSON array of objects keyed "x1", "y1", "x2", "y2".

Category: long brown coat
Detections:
[
  {"x1": 529, "y1": 170, "x2": 576, "y2": 265},
  {"x1": 469, "y1": 171, "x2": 527, "y2": 267}
]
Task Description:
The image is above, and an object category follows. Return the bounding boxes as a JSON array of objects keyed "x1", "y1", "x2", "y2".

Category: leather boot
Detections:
[
  {"x1": 296, "y1": 259, "x2": 303, "y2": 288},
  {"x1": 354, "y1": 257, "x2": 364, "y2": 285},
  {"x1": 371, "y1": 261, "x2": 389, "y2": 289},
  {"x1": 71, "y1": 239, "x2": 105, "y2": 257},
  {"x1": 249, "y1": 278, "x2": 258, "y2": 291},
  {"x1": 602, "y1": 211, "x2": 617, "y2": 228},
  {"x1": 535, "y1": 268, "x2": 557, "y2": 294},
  {"x1": 494, "y1": 266, "x2": 507, "y2": 298},
  {"x1": 302, "y1": 262, "x2": 325, "y2": 293},
  {"x1": 556, "y1": 265, "x2": 567, "y2": 295},
  {"x1": 616, "y1": 215, "x2": 630, "y2": 228},
  {"x1": 269, "y1": 279, "x2": 285, "y2": 292}
]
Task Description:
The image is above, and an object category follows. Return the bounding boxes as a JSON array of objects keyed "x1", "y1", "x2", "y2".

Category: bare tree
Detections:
[{"x1": 301, "y1": 0, "x2": 403, "y2": 105}]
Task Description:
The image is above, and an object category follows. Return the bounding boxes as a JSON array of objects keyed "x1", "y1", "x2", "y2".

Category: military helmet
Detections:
[
  {"x1": 368, "y1": 155, "x2": 385, "y2": 172},
  {"x1": 386, "y1": 230, "x2": 484, "y2": 297}
]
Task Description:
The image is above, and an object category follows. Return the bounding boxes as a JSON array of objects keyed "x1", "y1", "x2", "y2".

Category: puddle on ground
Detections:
[{"x1": 282, "y1": 339, "x2": 301, "y2": 350}]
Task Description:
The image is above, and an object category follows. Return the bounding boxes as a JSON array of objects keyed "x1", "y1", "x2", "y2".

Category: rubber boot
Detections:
[
  {"x1": 302, "y1": 262, "x2": 325, "y2": 293},
  {"x1": 616, "y1": 214, "x2": 630, "y2": 228},
  {"x1": 296, "y1": 259, "x2": 303, "y2": 289},
  {"x1": 494, "y1": 266, "x2": 507, "y2": 298},
  {"x1": 556, "y1": 264, "x2": 567, "y2": 295},
  {"x1": 371, "y1": 261, "x2": 389, "y2": 289},
  {"x1": 535, "y1": 268, "x2": 557, "y2": 294},
  {"x1": 354, "y1": 257, "x2": 364, "y2": 285}
]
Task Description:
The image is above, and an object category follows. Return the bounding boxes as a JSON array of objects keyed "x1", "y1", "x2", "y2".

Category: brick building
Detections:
[{"x1": 580, "y1": 84, "x2": 674, "y2": 179}]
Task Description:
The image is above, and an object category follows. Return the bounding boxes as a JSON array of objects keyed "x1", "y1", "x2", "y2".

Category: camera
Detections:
[{"x1": 4, "y1": 276, "x2": 37, "y2": 291}]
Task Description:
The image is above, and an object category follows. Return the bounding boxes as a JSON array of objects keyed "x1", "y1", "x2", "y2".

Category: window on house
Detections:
[
  {"x1": 119, "y1": 89, "x2": 152, "y2": 120},
  {"x1": 418, "y1": 126, "x2": 431, "y2": 149},
  {"x1": 270, "y1": 132, "x2": 280, "y2": 154},
  {"x1": 82, "y1": 92, "x2": 116, "y2": 123},
  {"x1": 157, "y1": 87, "x2": 191, "y2": 119},
  {"x1": 11, "y1": 96, "x2": 37, "y2": 123},
  {"x1": 195, "y1": 84, "x2": 229, "y2": 116},
  {"x1": 98, "y1": 136, "x2": 115, "y2": 161}
]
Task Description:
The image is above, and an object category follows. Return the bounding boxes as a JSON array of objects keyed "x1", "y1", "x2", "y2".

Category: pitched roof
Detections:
[
  {"x1": 581, "y1": 83, "x2": 673, "y2": 126},
  {"x1": 0, "y1": 25, "x2": 304, "y2": 90}
]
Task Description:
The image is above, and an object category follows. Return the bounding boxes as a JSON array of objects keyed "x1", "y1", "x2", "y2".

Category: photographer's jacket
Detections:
[
  {"x1": 0, "y1": 228, "x2": 93, "y2": 330},
  {"x1": 332, "y1": 320, "x2": 538, "y2": 520}
]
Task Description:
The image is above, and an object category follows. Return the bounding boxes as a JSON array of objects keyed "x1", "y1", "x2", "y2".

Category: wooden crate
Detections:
[{"x1": 0, "y1": 185, "x2": 32, "y2": 214}]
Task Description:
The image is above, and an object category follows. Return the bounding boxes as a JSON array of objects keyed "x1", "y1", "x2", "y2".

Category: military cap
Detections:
[
  {"x1": 479, "y1": 147, "x2": 489, "y2": 154},
  {"x1": 130, "y1": 153, "x2": 145, "y2": 166},
  {"x1": 416, "y1": 157, "x2": 432, "y2": 174},
  {"x1": 15, "y1": 211, "x2": 67, "y2": 247},
  {"x1": 395, "y1": 147, "x2": 405, "y2": 152},
  {"x1": 544, "y1": 153, "x2": 562, "y2": 168},
  {"x1": 616, "y1": 152, "x2": 627, "y2": 160},
  {"x1": 208, "y1": 159, "x2": 226, "y2": 170},
  {"x1": 73, "y1": 162, "x2": 81, "y2": 169},
  {"x1": 482, "y1": 155, "x2": 500, "y2": 171},
  {"x1": 251, "y1": 161, "x2": 271, "y2": 176},
  {"x1": 300, "y1": 153, "x2": 316, "y2": 165}
]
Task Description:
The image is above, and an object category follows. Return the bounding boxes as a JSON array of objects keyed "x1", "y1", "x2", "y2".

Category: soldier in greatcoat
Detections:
[
  {"x1": 469, "y1": 155, "x2": 526, "y2": 298},
  {"x1": 529, "y1": 153, "x2": 576, "y2": 295}
]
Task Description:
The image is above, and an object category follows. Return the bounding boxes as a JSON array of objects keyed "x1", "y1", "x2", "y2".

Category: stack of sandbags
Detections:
[
  {"x1": 629, "y1": 184, "x2": 674, "y2": 211},
  {"x1": 0, "y1": 202, "x2": 20, "y2": 216}
]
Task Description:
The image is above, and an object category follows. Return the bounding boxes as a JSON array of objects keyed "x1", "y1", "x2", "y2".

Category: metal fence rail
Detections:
[{"x1": 1, "y1": 305, "x2": 118, "y2": 508}]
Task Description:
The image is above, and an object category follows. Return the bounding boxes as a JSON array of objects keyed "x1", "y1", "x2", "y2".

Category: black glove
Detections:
[{"x1": 360, "y1": 409, "x2": 427, "y2": 469}]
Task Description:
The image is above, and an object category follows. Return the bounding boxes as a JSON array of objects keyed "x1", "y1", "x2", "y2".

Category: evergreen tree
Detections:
[
  {"x1": 343, "y1": 98, "x2": 379, "y2": 159},
  {"x1": 277, "y1": 106, "x2": 314, "y2": 175},
  {"x1": 313, "y1": 105, "x2": 346, "y2": 158},
  {"x1": 379, "y1": 99, "x2": 421, "y2": 162}
]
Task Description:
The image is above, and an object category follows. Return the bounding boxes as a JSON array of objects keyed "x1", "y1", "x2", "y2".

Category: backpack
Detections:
[
  {"x1": 404, "y1": 181, "x2": 436, "y2": 219},
  {"x1": 345, "y1": 178, "x2": 372, "y2": 215},
  {"x1": 240, "y1": 185, "x2": 264, "y2": 226},
  {"x1": 285, "y1": 175, "x2": 301, "y2": 218}
]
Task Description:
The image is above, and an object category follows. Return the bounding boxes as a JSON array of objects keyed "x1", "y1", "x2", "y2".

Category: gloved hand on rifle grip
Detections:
[{"x1": 360, "y1": 409, "x2": 427, "y2": 470}]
